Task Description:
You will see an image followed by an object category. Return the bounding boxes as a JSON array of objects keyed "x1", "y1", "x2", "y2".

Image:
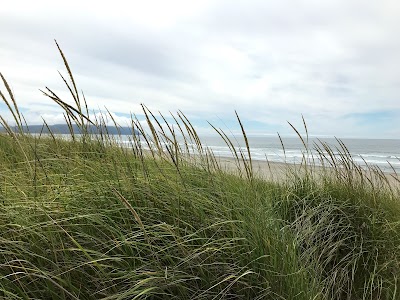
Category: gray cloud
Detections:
[{"x1": 1, "y1": 0, "x2": 399, "y2": 138}]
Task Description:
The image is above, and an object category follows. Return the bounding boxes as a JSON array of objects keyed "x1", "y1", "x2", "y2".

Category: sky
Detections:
[{"x1": 0, "y1": 0, "x2": 399, "y2": 138}]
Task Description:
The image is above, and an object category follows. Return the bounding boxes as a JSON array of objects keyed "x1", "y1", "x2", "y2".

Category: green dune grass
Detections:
[{"x1": 0, "y1": 44, "x2": 399, "y2": 299}]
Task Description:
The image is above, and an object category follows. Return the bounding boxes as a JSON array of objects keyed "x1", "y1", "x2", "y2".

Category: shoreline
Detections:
[
  {"x1": 212, "y1": 155, "x2": 400, "y2": 187},
  {"x1": 120, "y1": 143, "x2": 400, "y2": 187},
  {"x1": 139, "y1": 147, "x2": 400, "y2": 187}
]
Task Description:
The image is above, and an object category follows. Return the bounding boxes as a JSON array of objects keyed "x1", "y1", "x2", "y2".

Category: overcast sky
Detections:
[{"x1": 1, "y1": 0, "x2": 399, "y2": 138}]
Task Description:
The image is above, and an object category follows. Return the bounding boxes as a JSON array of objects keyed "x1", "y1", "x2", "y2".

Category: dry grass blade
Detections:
[
  {"x1": 178, "y1": 110, "x2": 204, "y2": 155},
  {"x1": 158, "y1": 111, "x2": 173, "y2": 137},
  {"x1": 288, "y1": 121, "x2": 307, "y2": 150},
  {"x1": 277, "y1": 132, "x2": 286, "y2": 160},
  {"x1": 208, "y1": 121, "x2": 243, "y2": 177},
  {"x1": 42, "y1": 118, "x2": 57, "y2": 143},
  {"x1": 0, "y1": 115, "x2": 15, "y2": 136},
  {"x1": 143, "y1": 108, "x2": 186, "y2": 169},
  {"x1": 57, "y1": 71, "x2": 90, "y2": 133},
  {"x1": 128, "y1": 114, "x2": 141, "y2": 153},
  {"x1": 302, "y1": 114, "x2": 309, "y2": 146},
  {"x1": 320, "y1": 140, "x2": 339, "y2": 170},
  {"x1": 42, "y1": 89, "x2": 82, "y2": 126},
  {"x1": 141, "y1": 104, "x2": 163, "y2": 156},
  {"x1": 235, "y1": 111, "x2": 253, "y2": 179},
  {"x1": 63, "y1": 113, "x2": 75, "y2": 140},
  {"x1": 82, "y1": 90, "x2": 90, "y2": 117},
  {"x1": 387, "y1": 160, "x2": 399, "y2": 178},
  {"x1": 111, "y1": 187, "x2": 149, "y2": 242},
  {"x1": 359, "y1": 155, "x2": 374, "y2": 187},
  {"x1": 239, "y1": 149, "x2": 252, "y2": 180},
  {"x1": 159, "y1": 112, "x2": 182, "y2": 168},
  {"x1": 58, "y1": 70, "x2": 78, "y2": 103},
  {"x1": 106, "y1": 107, "x2": 121, "y2": 136},
  {"x1": 132, "y1": 116, "x2": 151, "y2": 150},
  {"x1": 336, "y1": 138, "x2": 351, "y2": 157},
  {"x1": 206, "y1": 147, "x2": 220, "y2": 171},
  {"x1": 176, "y1": 112, "x2": 196, "y2": 145},
  {"x1": 143, "y1": 104, "x2": 167, "y2": 137},
  {"x1": 41, "y1": 87, "x2": 95, "y2": 126},
  {"x1": 128, "y1": 113, "x2": 150, "y2": 179},
  {"x1": 170, "y1": 112, "x2": 191, "y2": 155},
  {"x1": 55, "y1": 40, "x2": 81, "y2": 109},
  {"x1": 390, "y1": 174, "x2": 400, "y2": 184},
  {"x1": 0, "y1": 76, "x2": 23, "y2": 132}
]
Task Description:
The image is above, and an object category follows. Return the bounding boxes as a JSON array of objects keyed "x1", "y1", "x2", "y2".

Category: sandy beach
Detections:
[
  {"x1": 214, "y1": 156, "x2": 400, "y2": 187},
  {"x1": 142, "y1": 148, "x2": 399, "y2": 187}
]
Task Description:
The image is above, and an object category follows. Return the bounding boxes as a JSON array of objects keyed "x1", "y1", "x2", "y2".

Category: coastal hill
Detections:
[{"x1": 0, "y1": 124, "x2": 140, "y2": 135}]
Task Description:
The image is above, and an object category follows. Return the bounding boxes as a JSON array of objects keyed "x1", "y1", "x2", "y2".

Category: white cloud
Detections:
[{"x1": 1, "y1": 0, "x2": 400, "y2": 138}]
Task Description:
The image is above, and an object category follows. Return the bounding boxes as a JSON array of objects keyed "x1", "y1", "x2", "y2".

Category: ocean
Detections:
[
  {"x1": 120, "y1": 135, "x2": 400, "y2": 174},
  {"x1": 199, "y1": 135, "x2": 400, "y2": 173}
]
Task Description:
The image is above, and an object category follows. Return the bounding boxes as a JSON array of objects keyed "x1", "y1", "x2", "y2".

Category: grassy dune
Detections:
[{"x1": 1, "y1": 45, "x2": 400, "y2": 299}]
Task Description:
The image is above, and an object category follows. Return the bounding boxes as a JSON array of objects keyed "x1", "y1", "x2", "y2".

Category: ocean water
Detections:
[
  {"x1": 40, "y1": 131, "x2": 399, "y2": 173},
  {"x1": 120, "y1": 135, "x2": 400, "y2": 174},
  {"x1": 198, "y1": 135, "x2": 400, "y2": 173}
]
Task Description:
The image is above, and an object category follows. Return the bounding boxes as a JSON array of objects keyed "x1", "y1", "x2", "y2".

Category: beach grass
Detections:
[{"x1": 0, "y1": 45, "x2": 400, "y2": 299}]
